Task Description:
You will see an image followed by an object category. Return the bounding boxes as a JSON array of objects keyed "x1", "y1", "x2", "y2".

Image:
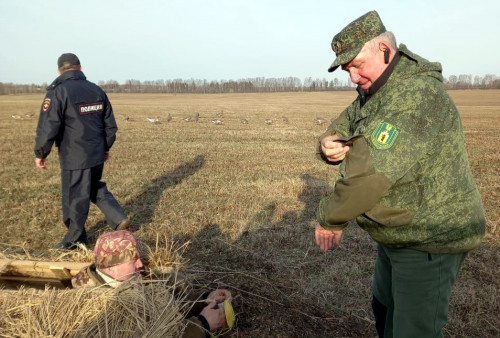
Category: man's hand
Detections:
[
  {"x1": 321, "y1": 135, "x2": 350, "y2": 162},
  {"x1": 200, "y1": 302, "x2": 227, "y2": 331},
  {"x1": 35, "y1": 158, "x2": 47, "y2": 169},
  {"x1": 206, "y1": 289, "x2": 231, "y2": 304},
  {"x1": 104, "y1": 152, "x2": 110, "y2": 162},
  {"x1": 315, "y1": 224, "x2": 343, "y2": 252}
]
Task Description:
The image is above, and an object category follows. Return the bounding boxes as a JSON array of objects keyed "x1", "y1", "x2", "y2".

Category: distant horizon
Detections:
[
  {"x1": 3, "y1": 74, "x2": 497, "y2": 97},
  {"x1": 2, "y1": 73, "x2": 498, "y2": 87}
]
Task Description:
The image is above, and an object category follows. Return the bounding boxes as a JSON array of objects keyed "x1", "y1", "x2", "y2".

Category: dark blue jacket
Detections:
[{"x1": 34, "y1": 70, "x2": 117, "y2": 170}]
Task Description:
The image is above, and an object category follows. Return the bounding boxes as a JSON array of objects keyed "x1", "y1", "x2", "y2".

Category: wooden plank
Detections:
[
  {"x1": 0, "y1": 276, "x2": 71, "y2": 289},
  {"x1": 50, "y1": 266, "x2": 73, "y2": 280},
  {"x1": 0, "y1": 259, "x2": 91, "y2": 280}
]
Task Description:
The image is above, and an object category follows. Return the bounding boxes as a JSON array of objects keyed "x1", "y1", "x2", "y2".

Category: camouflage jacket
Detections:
[
  {"x1": 71, "y1": 264, "x2": 209, "y2": 338},
  {"x1": 71, "y1": 263, "x2": 105, "y2": 288},
  {"x1": 317, "y1": 44, "x2": 485, "y2": 253}
]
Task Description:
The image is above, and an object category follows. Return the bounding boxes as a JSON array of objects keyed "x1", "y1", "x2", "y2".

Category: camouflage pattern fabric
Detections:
[
  {"x1": 328, "y1": 10, "x2": 386, "y2": 72},
  {"x1": 318, "y1": 44, "x2": 485, "y2": 254},
  {"x1": 71, "y1": 263, "x2": 105, "y2": 288},
  {"x1": 94, "y1": 230, "x2": 140, "y2": 269}
]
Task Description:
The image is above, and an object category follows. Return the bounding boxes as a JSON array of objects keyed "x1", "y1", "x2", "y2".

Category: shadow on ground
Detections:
[
  {"x1": 85, "y1": 155, "x2": 205, "y2": 244},
  {"x1": 175, "y1": 174, "x2": 375, "y2": 338}
]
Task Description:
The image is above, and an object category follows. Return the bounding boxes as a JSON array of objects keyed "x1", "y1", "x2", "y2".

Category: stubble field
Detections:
[{"x1": 0, "y1": 90, "x2": 498, "y2": 337}]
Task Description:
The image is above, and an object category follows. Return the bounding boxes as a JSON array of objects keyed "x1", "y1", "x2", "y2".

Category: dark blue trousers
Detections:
[{"x1": 60, "y1": 164, "x2": 126, "y2": 247}]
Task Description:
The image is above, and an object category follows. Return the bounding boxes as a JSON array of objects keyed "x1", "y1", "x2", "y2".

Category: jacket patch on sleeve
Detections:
[
  {"x1": 42, "y1": 98, "x2": 51, "y2": 112},
  {"x1": 371, "y1": 122, "x2": 399, "y2": 149},
  {"x1": 78, "y1": 102, "x2": 104, "y2": 115}
]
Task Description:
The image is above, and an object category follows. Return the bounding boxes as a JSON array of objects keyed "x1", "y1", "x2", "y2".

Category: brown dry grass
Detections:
[
  {"x1": 0, "y1": 278, "x2": 187, "y2": 337},
  {"x1": 0, "y1": 90, "x2": 498, "y2": 337},
  {"x1": 0, "y1": 237, "x2": 209, "y2": 337}
]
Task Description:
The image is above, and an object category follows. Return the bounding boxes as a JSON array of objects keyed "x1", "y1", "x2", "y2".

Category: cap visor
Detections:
[{"x1": 328, "y1": 65, "x2": 339, "y2": 72}]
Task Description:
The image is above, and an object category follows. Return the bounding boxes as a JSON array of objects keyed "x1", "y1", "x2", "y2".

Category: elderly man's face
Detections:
[
  {"x1": 107, "y1": 258, "x2": 144, "y2": 281},
  {"x1": 341, "y1": 46, "x2": 387, "y2": 91}
]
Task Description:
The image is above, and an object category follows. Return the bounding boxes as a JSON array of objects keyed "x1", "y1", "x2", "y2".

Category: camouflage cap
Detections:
[
  {"x1": 94, "y1": 230, "x2": 141, "y2": 269},
  {"x1": 328, "y1": 11, "x2": 386, "y2": 72}
]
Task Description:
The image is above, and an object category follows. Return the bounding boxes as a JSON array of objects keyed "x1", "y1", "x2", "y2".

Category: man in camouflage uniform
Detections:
[
  {"x1": 72, "y1": 230, "x2": 232, "y2": 338},
  {"x1": 314, "y1": 11, "x2": 485, "y2": 338}
]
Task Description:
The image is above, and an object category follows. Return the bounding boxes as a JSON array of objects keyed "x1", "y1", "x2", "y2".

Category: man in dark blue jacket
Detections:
[{"x1": 34, "y1": 53, "x2": 130, "y2": 249}]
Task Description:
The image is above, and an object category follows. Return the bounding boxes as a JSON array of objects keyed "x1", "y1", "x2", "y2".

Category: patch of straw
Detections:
[
  {"x1": 0, "y1": 278, "x2": 190, "y2": 337},
  {"x1": 0, "y1": 235, "x2": 197, "y2": 337}
]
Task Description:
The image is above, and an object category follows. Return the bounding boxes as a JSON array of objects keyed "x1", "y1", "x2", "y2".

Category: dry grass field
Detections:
[{"x1": 1, "y1": 90, "x2": 498, "y2": 337}]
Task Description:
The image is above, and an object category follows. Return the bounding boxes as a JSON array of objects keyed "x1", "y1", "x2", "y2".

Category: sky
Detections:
[{"x1": 1, "y1": 0, "x2": 499, "y2": 85}]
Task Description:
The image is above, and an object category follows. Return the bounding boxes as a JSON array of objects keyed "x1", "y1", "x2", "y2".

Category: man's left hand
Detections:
[{"x1": 207, "y1": 289, "x2": 231, "y2": 304}]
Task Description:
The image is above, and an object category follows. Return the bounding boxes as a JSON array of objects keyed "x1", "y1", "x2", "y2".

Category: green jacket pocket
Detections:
[{"x1": 365, "y1": 204, "x2": 416, "y2": 227}]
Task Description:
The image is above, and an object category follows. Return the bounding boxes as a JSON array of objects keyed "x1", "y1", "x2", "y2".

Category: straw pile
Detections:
[
  {"x1": 0, "y1": 235, "x2": 194, "y2": 338},
  {"x1": 0, "y1": 242, "x2": 95, "y2": 264},
  {"x1": 0, "y1": 279, "x2": 190, "y2": 337}
]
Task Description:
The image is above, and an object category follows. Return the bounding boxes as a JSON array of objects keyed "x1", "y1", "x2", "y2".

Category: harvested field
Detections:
[{"x1": 0, "y1": 90, "x2": 498, "y2": 337}]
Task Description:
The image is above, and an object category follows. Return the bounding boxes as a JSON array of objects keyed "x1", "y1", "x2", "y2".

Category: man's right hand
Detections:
[
  {"x1": 35, "y1": 158, "x2": 47, "y2": 169},
  {"x1": 321, "y1": 135, "x2": 350, "y2": 162},
  {"x1": 200, "y1": 302, "x2": 227, "y2": 331}
]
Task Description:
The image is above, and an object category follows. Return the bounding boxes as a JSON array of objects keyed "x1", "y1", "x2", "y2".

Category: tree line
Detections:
[{"x1": 1, "y1": 74, "x2": 499, "y2": 95}]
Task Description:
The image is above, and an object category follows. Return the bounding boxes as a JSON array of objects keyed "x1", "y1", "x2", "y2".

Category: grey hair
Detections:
[{"x1": 365, "y1": 31, "x2": 398, "y2": 52}]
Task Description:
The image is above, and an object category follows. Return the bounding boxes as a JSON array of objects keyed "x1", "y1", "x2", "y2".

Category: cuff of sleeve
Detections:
[
  {"x1": 317, "y1": 196, "x2": 350, "y2": 230},
  {"x1": 201, "y1": 291, "x2": 211, "y2": 301},
  {"x1": 317, "y1": 129, "x2": 342, "y2": 143},
  {"x1": 35, "y1": 149, "x2": 47, "y2": 159},
  {"x1": 318, "y1": 220, "x2": 349, "y2": 231},
  {"x1": 195, "y1": 315, "x2": 211, "y2": 338}
]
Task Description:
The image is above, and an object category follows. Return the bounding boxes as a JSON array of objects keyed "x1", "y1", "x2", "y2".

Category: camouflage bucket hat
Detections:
[
  {"x1": 328, "y1": 10, "x2": 386, "y2": 72},
  {"x1": 94, "y1": 230, "x2": 141, "y2": 269}
]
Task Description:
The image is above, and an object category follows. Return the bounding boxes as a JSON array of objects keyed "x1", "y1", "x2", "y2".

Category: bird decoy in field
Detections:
[
  {"x1": 11, "y1": 114, "x2": 21, "y2": 119},
  {"x1": 24, "y1": 111, "x2": 35, "y2": 118},
  {"x1": 147, "y1": 116, "x2": 159, "y2": 123},
  {"x1": 241, "y1": 118, "x2": 249, "y2": 124},
  {"x1": 167, "y1": 113, "x2": 172, "y2": 122},
  {"x1": 184, "y1": 116, "x2": 193, "y2": 122},
  {"x1": 124, "y1": 115, "x2": 130, "y2": 121},
  {"x1": 195, "y1": 112, "x2": 200, "y2": 122},
  {"x1": 282, "y1": 116, "x2": 289, "y2": 124},
  {"x1": 217, "y1": 111, "x2": 224, "y2": 118},
  {"x1": 315, "y1": 117, "x2": 327, "y2": 125},
  {"x1": 265, "y1": 119, "x2": 273, "y2": 125},
  {"x1": 212, "y1": 118, "x2": 223, "y2": 125}
]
